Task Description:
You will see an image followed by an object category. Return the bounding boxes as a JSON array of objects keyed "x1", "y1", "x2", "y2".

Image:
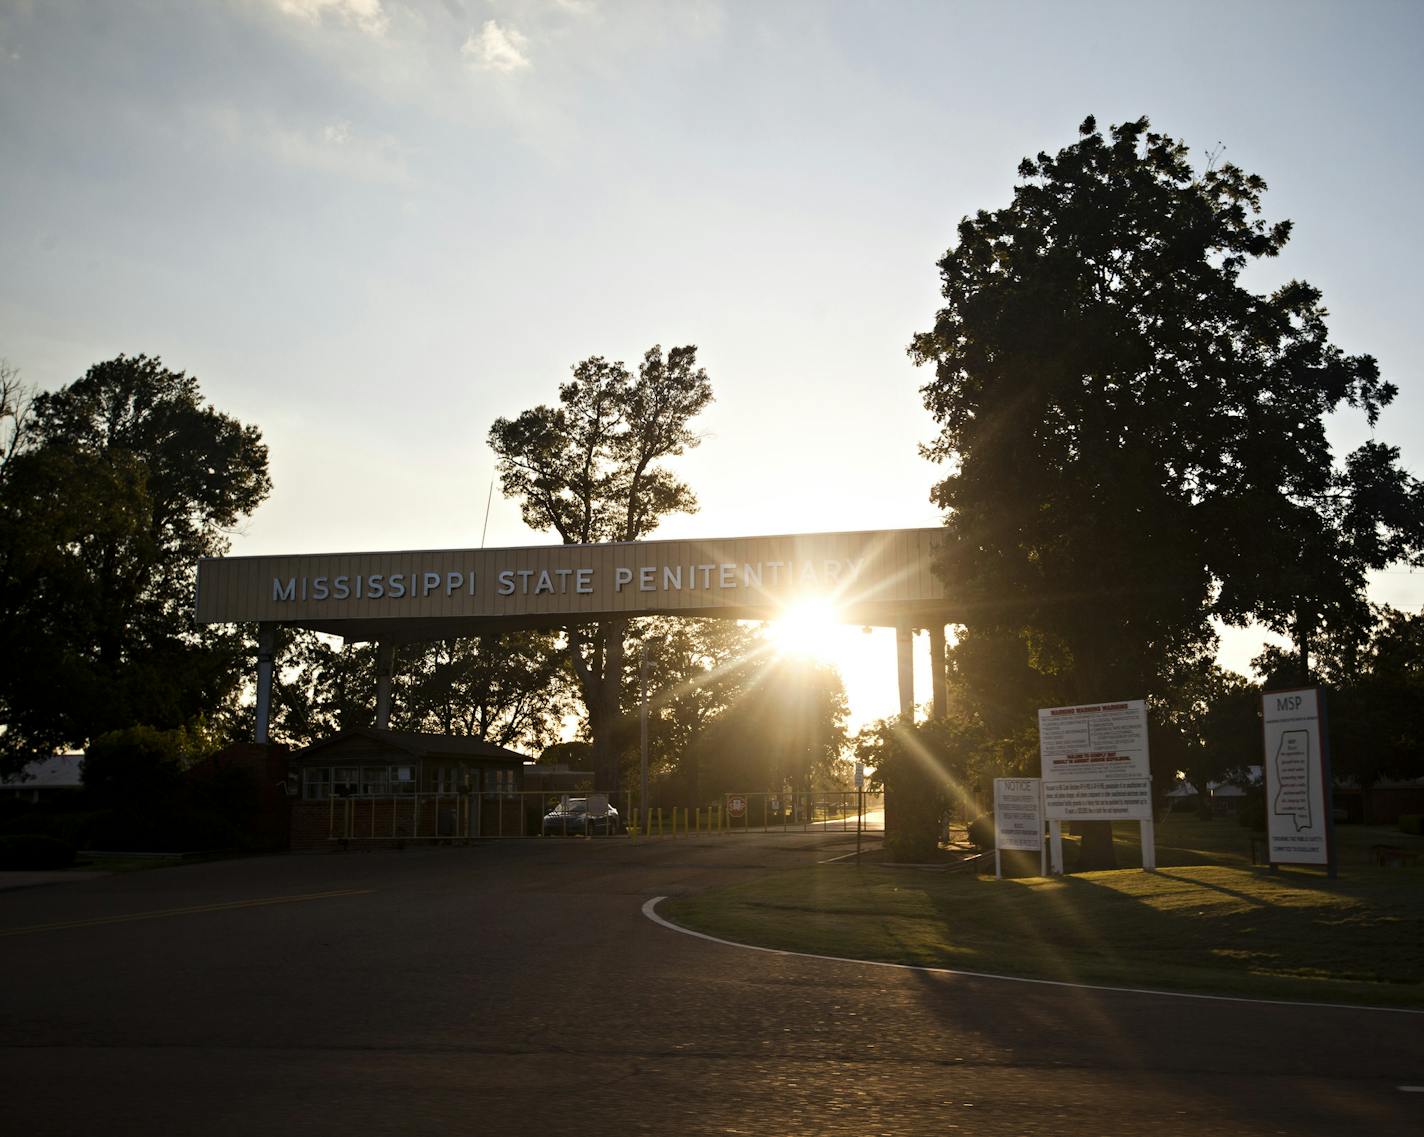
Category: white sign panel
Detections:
[
  {"x1": 1038, "y1": 700, "x2": 1151, "y2": 821},
  {"x1": 1262, "y1": 688, "x2": 1330, "y2": 865},
  {"x1": 994, "y1": 778, "x2": 1044, "y2": 852}
]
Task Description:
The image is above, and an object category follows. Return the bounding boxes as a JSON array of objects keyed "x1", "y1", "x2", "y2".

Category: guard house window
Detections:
[
  {"x1": 485, "y1": 768, "x2": 516, "y2": 798},
  {"x1": 435, "y1": 767, "x2": 464, "y2": 794},
  {"x1": 361, "y1": 766, "x2": 388, "y2": 796},
  {"x1": 333, "y1": 767, "x2": 360, "y2": 797},
  {"x1": 302, "y1": 768, "x2": 330, "y2": 801},
  {"x1": 390, "y1": 765, "x2": 415, "y2": 794}
]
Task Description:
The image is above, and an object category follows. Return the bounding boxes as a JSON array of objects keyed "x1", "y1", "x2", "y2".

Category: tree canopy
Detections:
[
  {"x1": 0, "y1": 356, "x2": 270, "y2": 768},
  {"x1": 910, "y1": 116, "x2": 1424, "y2": 865},
  {"x1": 488, "y1": 345, "x2": 713, "y2": 790},
  {"x1": 221, "y1": 629, "x2": 574, "y2": 754},
  {"x1": 624, "y1": 618, "x2": 850, "y2": 804},
  {"x1": 1256, "y1": 604, "x2": 1424, "y2": 796}
]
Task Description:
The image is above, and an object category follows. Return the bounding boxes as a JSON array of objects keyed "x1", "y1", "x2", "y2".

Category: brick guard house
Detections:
[{"x1": 289, "y1": 728, "x2": 529, "y2": 851}]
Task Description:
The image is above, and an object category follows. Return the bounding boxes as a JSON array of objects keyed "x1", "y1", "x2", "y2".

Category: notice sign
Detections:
[
  {"x1": 994, "y1": 778, "x2": 1043, "y2": 851},
  {"x1": 1039, "y1": 700, "x2": 1151, "y2": 821},
  {"x1": 1262, "y1": 688, "x2": 1331, "y2": 865}
]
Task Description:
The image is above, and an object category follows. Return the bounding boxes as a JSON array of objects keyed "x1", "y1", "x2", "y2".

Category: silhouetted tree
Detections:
[
  {"x1": 0, "y1": 355, "x2": 270, "y2": 770},
  {"x1": 488, "y1": 345, "x2": 713, "y2": 789},
  {"x1": 911, "y1": 117, "x2": 1423, "y2": 868}
]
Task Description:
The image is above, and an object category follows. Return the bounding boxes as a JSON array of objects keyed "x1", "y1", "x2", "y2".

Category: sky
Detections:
[{"x1": 3, "y1": 0, "x2": 1422, "y2": 731}]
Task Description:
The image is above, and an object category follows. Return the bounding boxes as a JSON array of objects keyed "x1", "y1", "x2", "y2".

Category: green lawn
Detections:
[{"x1": 663, "y1": 816, "x2": 1424, "y2": 1008}]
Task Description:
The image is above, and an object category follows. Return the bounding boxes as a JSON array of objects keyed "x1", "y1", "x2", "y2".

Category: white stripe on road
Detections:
[{"x1": 641, "y1": 896, "x2": 1422, "y2": 1016}]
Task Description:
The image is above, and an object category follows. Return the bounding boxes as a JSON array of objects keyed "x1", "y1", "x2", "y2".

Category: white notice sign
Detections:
[
  {"x1": 1038, "y1": 700, "x2": 1151, "y2": 821},
  {"x1": 994, "y1": 778, "x2": 1043, "y2": 852},
  {"x1": 1262, "y1": 688, "x2": 1331, "y2": 865}
]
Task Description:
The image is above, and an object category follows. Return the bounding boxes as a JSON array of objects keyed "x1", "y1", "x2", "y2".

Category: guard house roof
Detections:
[
  {"x1": 0, "y1": 753, "x2": 85, "y2": 789},
  {"x1": 291, "y1": 728, "x2": 529, "y2": 765}
]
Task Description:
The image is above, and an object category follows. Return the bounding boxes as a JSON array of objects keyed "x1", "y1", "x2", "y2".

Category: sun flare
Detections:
[{"x1": 766, "y1": 597, "x2": 843, "y2": 660}]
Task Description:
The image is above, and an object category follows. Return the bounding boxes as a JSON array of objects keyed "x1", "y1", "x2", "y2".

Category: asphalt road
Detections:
[{"x1": 2, "y1": 833, "x2": 1420, "y2": 1136}]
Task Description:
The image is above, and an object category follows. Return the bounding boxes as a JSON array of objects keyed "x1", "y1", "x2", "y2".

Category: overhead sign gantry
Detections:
[{"x1": 195, "y1": 527, "x2": 955, "y2": 744}]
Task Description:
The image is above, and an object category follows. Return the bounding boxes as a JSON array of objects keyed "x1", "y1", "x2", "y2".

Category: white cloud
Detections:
[
  {"x1": 268, "y1": 0, "x2": 389, "y2": 37},
  {"x1": 461, "y1": 20, "x2": 530, "y2": 73},
  {"x1": 323, "y1": 119, "x2": 352, "y2": 144}
]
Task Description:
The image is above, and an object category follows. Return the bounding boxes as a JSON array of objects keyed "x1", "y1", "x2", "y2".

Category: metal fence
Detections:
[
  {"x1": 318, "y1": 789, "x2": 884, "y2": 842},
  {"x1": 711, "y1": 791, "x2": 886, "y2": 834}
]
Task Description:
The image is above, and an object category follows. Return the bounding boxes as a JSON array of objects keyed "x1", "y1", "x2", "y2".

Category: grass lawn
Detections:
[{"x1": 663, "y1": 815, "x2": 1424, "y2": 1008}]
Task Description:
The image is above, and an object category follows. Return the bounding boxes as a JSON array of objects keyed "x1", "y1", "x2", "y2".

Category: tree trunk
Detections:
[
  {"x1": 1075, "y1": 820, "x2": 1118, "y2": 871},
  {"x1": 569, "y1": 620, "x2": 627, "y2": 792}
]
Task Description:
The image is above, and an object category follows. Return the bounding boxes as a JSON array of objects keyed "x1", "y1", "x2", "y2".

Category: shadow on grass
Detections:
[
  {"x1": 911, "y1": 864, "x2": 1424, "y2": 1000},
  {"x1": 1150, "y1": 869, "x2": 1269, "y2": 907}
]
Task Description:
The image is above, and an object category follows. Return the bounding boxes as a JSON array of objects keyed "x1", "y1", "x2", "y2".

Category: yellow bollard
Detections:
[
  {"x1": 656, "y1": 807, "x2": 663, "y2": 836},
  {"x1": 695, "y1": 807, "x2": 701, "y2": 834}
]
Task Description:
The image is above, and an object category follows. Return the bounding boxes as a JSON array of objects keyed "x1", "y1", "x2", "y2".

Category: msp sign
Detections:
[{"x1": 1261, "y1": 687, "x2": 1334, "y2": 870}]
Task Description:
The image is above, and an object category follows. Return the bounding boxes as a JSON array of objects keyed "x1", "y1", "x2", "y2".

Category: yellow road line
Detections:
[{"x1": 0, "y1": 888, "x2": 374, "y2": 937}]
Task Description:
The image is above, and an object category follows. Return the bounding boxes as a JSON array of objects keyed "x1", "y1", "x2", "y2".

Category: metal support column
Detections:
[
  {"x1": 254, "y1": 622, "x2": 276, "y2": 745},
  {"x1": 928, "y1": 623, "x2": 948, "y2": 720},
  {"x1": 375, "y1": 642, "x2": 395, "y2": 729}
]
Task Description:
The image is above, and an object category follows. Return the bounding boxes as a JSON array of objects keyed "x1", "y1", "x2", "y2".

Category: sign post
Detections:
[
  {"x1": 1038, "y1": 699, "x2": 1155, "y2": 872},
  {"x1": 993, "y1": 777, "x2": 1045, "y2": 878},
  {"x1": 854, "y1": 760, "x2": 865, "y2": 862},
  {"x1": 1261, "y1": 687, "x2": 1334, "y2": 877}
]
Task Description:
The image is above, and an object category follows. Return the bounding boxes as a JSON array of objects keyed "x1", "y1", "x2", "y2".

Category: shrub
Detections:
[
  {"x1": 82, "y1": 725, "x2": 204, "y2": 807},
  {"x1": 0, "y1": 833, "x2": 76, "y2": 870},
  {"x1": 967, "y1": 813, "x2": 995, "y2": 851},
  {"x1": 81, "y1": 806, "x2": 242, "y2": 853},
  {"x1": 1400, "y1": 814, "x2": 1423, "y2": 836}
]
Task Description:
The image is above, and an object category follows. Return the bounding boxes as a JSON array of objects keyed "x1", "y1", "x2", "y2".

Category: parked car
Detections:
[{"x1": 541, "y1": 797, "x2": 623, "y2": 836}]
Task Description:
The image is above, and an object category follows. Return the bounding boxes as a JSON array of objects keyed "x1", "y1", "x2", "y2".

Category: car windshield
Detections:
[{"x1": 553, "y1": 800, "x2": 587, "y2": 813}]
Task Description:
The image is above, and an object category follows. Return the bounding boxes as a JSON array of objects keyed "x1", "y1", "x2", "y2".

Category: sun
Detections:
[{"x1": 766, "y1": 596, "x2": 843, "y2": 660}]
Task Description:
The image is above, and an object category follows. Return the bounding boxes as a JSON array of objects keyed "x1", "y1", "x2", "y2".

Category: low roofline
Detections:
[
  {"x1": 292, "y1": 728, "x2": 528, "y2": 764},
  {"x1": 196, "y1": 525, "x2": 945, "y2": 566}
]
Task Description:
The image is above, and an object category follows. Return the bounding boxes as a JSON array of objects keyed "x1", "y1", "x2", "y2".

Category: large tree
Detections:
[
  {"x1": 626, "y1": 617, "x2": 763, "y2": 804},
  {"x1": 0, "y1": 356, "x2": 270, "y2": 769},
  {"x1": 910, "y1": 117, "x2": 1424, "y2": 866},
  {"x1": 687, "y1": 650, "x2": 850, "y2": 802},
  {"x1": 488, "y1": 345, "x2": 713, "y2": 789}
]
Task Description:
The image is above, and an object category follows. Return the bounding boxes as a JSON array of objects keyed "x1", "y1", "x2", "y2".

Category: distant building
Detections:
[{"x1": 1, "y1": 754, "x2": 84, "y2": 804}]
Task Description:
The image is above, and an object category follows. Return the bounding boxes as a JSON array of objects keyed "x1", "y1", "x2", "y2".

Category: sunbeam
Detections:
[{"x1": 766, "y1": 597, "x2": 842, "y2": 660}]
